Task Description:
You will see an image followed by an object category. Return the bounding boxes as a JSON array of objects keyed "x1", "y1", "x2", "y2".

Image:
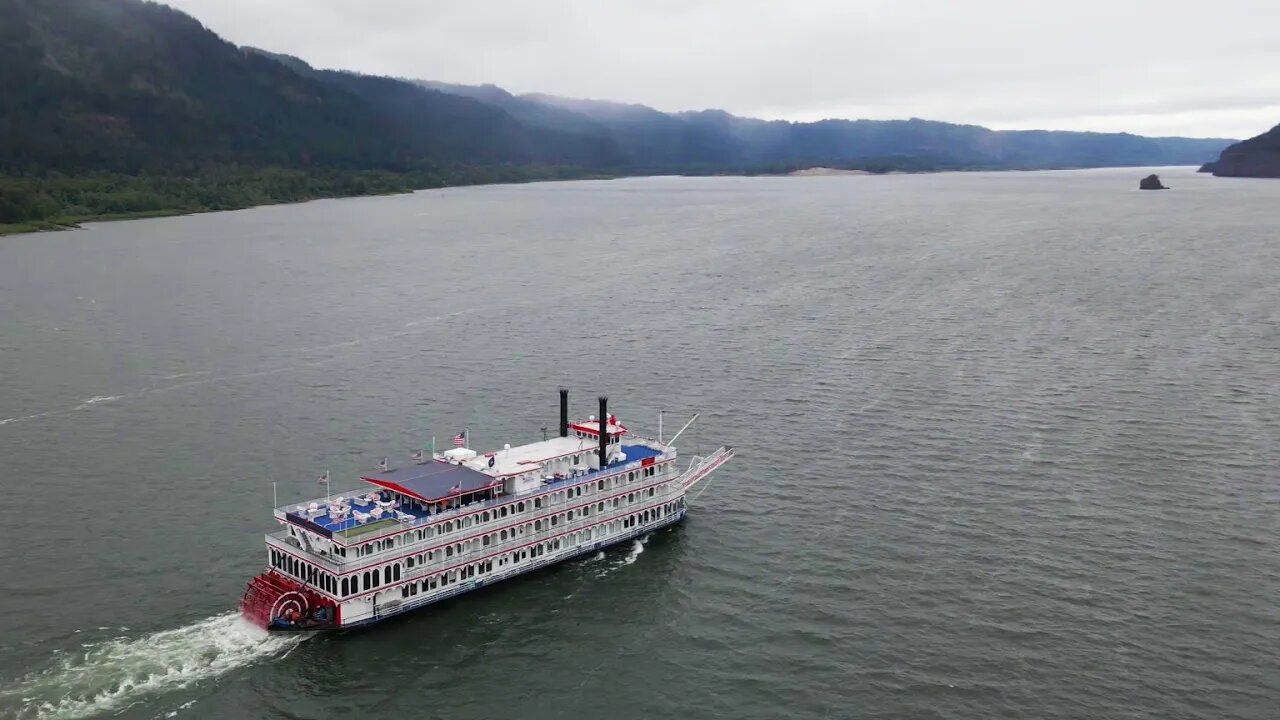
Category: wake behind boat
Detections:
[{"x1": 240, "y1": 390, "x2": 733, "y2": 631}]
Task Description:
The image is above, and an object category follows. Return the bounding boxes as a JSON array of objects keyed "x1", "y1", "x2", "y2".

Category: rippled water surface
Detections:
[{"x1": 1, "y1": 167, "x2": 1277, "y2": 719}]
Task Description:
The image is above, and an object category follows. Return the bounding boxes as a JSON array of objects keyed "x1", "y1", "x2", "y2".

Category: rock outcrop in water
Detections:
[
  {"x1": 1204, "y1": 123, "x2": 1280, "y2": 178},
  {"x1": 1139, "y1": 174, "x2": 1168, "y2": 190}
]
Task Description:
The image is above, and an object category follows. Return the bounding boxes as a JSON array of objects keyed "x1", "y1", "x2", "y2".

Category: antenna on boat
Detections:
[
  {"x1": 658, "y1": 409, "x2": 664, "y2": 444},
  {"x1": 665, "y1": 413, "x2": 699, "y2": 448}
]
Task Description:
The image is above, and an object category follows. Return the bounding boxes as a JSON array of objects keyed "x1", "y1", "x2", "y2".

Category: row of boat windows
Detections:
[
  {"x1": 291, "y1": 500, "x2": 683, "y2": 600},
  {"x1": 329, "y1": 490, "x2": 668, "y2": 598},
  {"x1": 397, "y1": 502, "x2": 683, "y2": 601},
  {"x1": 572, "y1": 431, "x2": 620, "y2": 443},
  {"x1": 343, "y1": 463, "x2": 668, "y2": 559},
  {"x1": 269, "y1": 548, "x2": 340, "y2": 597}
]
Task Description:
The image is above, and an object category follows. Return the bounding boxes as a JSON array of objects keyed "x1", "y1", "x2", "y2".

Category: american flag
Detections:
[
  {"x1": 377, "y1": 458, "x2": 388, "y2": 472},
  {"x1": 317, "y1": 470, "x2": 329, "y2": 484},
  {"x1": 410, "y1": 450, "x2": 424, "y2": 463},
  {"x1": 452, "y1": 431, "x2": 466, "y2": 447},
  {"x1": 449, "y1": 481, "x2": 462, "y2": 494}
]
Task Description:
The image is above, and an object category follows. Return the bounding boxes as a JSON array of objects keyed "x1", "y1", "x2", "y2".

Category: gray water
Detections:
[{"x1": 0, "y1": 167, "x2": 1277, "y2": 720}]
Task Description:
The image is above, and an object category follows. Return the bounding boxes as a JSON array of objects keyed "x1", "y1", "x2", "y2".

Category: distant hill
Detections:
[
  {"x1": 504, "y1": 92, "x2": 1235, "y2": 173},
  {"x1": 0, "y1": 0, "x2": 1238, "y2": 233},
  {"x1": 1200, "y1": 123, "x2": 1280, "y2": 177}
]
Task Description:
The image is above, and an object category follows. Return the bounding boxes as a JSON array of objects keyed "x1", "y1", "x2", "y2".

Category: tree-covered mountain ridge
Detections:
[
  {"x1": 419, "y1": 79, "x2": 1234, "y2": 174},
  {"x1": 1199, "y1": 124, "x2": 1280, "y2": 178},
  {"x1": 0, "y1": 0, "x2": 1237, "y2": 234}
]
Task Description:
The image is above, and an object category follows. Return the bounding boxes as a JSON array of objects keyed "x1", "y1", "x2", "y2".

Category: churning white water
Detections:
[{"x1": 0, "y1": 613, "x2": 302, "y2": 720}]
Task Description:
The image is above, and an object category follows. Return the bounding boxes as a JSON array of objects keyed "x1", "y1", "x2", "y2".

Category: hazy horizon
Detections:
[{"x1": 159, "y1": 0, "x2": 1278, "y2": 140}]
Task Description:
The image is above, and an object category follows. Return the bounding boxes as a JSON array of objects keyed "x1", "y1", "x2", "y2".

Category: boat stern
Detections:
[{"x1": 240, "y1": 570, "x2": 339, "y2": 631}]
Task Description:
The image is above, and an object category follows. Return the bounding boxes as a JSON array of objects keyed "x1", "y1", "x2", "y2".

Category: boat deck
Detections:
[{"x1": 283, "y1": 443, "x2": 666, "y2": 538}]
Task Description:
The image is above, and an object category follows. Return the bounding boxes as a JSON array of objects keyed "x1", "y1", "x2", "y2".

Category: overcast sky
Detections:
[{"x1": 164, "y1": 0, "x2": 1279, "y2": 139}]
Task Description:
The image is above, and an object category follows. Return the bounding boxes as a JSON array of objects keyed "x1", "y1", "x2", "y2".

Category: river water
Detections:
[{"x1": 0, "y1": 167, "x2": 1277, "y2": 719}]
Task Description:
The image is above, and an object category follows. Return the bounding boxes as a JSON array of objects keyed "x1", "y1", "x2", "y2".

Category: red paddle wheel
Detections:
[{"x1": 239, "y1": 570, "x2": 336, "y2": 629}]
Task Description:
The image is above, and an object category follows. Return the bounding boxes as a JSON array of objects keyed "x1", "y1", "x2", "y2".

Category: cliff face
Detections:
[{"x1": 1209, "y1": 124, "x2": 1280, "y2": 177}]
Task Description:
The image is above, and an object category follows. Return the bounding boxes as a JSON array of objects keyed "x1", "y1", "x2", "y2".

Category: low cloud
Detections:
[{"x1": 168, "y1": 0, "x2": 1279, "y2": 138}]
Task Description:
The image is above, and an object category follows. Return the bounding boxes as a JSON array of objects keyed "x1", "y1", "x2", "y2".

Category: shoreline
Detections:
[{"x1": 0, "y1": 165, "x2": 1206, "y2": 237}]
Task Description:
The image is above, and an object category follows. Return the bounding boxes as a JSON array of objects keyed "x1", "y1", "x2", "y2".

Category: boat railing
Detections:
[
  {"x1": 267, "y1": 452, "x2": 684, "y2": 574},
  {"x1": 394, "y1": 480, "x2": 684, "y2": 587}
]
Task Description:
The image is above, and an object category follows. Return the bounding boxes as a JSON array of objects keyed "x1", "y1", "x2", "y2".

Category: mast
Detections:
[{"x1": 666, "y1": 413, "x2": 699, "y2": 448}]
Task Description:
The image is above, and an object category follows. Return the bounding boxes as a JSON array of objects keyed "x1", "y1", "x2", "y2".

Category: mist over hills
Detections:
[
  {"x1": 0, "y1": 0, "x2": 1238, "y2": 232},
  {"x1": 417, "y1": 78, "x2": 1233, "y2": 175}
]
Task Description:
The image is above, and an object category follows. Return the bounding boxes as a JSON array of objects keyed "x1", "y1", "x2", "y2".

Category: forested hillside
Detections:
[
  {"x1": 0, "y1": 0, "x2": 1236, "y2": 233},
  {"x1": 1200, "y1": 123, "x2": 1280, "y2": 177}
]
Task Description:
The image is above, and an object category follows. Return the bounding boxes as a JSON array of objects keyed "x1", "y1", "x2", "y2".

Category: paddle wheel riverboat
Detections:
[{"x1": 240, "y1": 391, "x2": 733, "y2": 631}]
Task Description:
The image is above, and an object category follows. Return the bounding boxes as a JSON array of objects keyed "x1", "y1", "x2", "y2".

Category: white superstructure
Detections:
[{"x1": 241, "y1": 392, "x2": 733, "y2": 631}]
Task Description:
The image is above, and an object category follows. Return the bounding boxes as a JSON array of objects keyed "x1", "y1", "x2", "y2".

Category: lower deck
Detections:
[{"x1": 330, "y1": 497, "x2": 688, "y2": 629}]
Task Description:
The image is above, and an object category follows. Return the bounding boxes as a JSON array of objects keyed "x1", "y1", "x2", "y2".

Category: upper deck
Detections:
[{"x1": 275, "y1": 439, "x2": 668, "y2": 547}]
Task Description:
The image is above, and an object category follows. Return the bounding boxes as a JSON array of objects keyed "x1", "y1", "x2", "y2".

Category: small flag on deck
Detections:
[
  {"x1": 452, "y1": 431, "x2": 466, "y2": 447},
  {"x1": 318, "y1": 470, "x2": 329, "y2": 484},
  {"x1": 377, "y1": 458, "x2": 388, "y2": 472},
  {"x1": 450, "y1": 481, "x2": 462, "y2": 494},
  {"x1": 411, "y1": 450, "x2": 424, "y2": 463}
]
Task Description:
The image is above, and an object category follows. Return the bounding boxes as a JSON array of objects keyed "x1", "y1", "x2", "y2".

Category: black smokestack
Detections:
[
  {"x1": 598, "y1": 396, "x2": 608, "y2": 468},
  {"x1": 559, "y1": 388, "x2": 569, "y2": 438}
]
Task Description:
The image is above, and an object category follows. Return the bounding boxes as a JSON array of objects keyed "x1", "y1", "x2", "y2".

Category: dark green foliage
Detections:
[
  {"x1": 1207, "y1": 124, "x2": 1280, "y2": 177},
  {"x1": 0, "y1": 0, "x2": 1243, "y2": 232}
]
